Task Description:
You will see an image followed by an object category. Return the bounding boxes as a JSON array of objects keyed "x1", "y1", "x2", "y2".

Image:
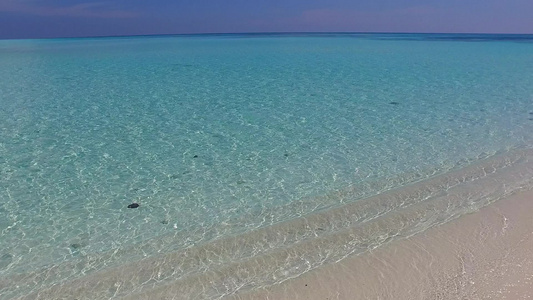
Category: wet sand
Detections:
[{"x1": 230, "y1": 188, "x2": 533, "y2": 300}]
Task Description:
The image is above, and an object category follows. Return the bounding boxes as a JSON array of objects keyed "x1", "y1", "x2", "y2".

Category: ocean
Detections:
[{"x1": 0, "y1": 33, "x2": 532, "y2": 299}]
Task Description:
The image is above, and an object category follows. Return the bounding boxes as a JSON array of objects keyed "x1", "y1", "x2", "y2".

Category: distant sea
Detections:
[{"x1": 1, "y1": 33, "x2": 533, "y2": 299}]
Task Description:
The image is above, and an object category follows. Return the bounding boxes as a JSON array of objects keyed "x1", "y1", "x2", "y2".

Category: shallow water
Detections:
[{"x1": 0, "y1": 33, "x2": 533, "y2": 299}]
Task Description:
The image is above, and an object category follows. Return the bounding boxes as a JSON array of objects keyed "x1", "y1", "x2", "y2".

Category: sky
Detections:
[{"x1": 0, "y1": 0, "x2": 532, "y2": 39}]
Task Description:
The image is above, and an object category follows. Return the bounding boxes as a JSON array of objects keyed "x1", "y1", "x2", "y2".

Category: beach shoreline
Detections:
[
  {"x1": 8, "y1": 148, "x2": 532, "y2": 300},
  {"x1": 230, "y1": 188, "x2": 533, "y2": 300}
]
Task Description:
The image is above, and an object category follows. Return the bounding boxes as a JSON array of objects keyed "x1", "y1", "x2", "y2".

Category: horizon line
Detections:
[{"x1": 2, "y1": 30, "x2": 533, "y2": 42}]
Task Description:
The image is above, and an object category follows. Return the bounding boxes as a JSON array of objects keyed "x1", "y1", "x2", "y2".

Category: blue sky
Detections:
[{"x1": 0, "y1": 0, "x2": 532, "y2": 39}]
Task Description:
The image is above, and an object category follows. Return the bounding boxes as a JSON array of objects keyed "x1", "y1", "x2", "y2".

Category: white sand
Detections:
[{"x1": 230, "y1": 189, "x2": 533, "y2": 300}]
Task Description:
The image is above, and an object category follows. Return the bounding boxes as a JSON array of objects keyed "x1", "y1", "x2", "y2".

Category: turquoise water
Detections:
[{"x1": 1, "y1": 33, "x2": 533, "y2": 299}]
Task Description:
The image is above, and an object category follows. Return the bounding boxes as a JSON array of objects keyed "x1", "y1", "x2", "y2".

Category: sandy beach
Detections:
[{"x1": 231, "y1": 188, "x2": 533, "y2": 300}]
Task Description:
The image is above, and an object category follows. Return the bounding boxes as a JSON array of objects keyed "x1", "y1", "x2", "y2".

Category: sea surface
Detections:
[{"x1": 1, "y1": 33, "x2": 533, "y2": 299}]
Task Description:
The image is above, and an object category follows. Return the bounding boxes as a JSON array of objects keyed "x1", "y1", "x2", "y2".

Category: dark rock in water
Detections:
[
  {"x1": 389, "y1": 102, "x2": 400, "y2": 105},
  {"x1": 70, "y1": 243, "x2": 83, "y2": 250},
  {"x1": 193, "y1": 155, "x2": 198, "y2": 158},
  {"x1": 128, "y1": 203, "x2": 140, "y2": 209}
]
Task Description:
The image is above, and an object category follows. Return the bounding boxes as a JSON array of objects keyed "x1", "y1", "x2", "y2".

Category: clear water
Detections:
[{"x1": 0, "y1": 33, "x2": 533, "y2": 299}]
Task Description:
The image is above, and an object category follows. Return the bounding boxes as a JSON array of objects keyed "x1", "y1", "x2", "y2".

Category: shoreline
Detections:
[
  {"x1": 4, "y1": 148, "x2": 533, "y2": 299},
  {"x1": 231, "y1": 188, "x2": 533, "y2": 300}
]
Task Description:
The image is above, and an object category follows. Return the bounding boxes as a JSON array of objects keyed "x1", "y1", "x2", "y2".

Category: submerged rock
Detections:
[
  {"x1": 70, "y1": 243, "x2": 83, "y2": 250},
  {"x1": 127, "y1": 203, "x2": 140, "y2": 209}
]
